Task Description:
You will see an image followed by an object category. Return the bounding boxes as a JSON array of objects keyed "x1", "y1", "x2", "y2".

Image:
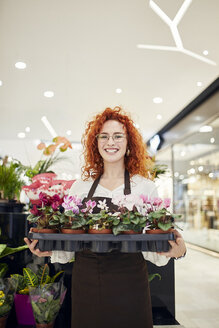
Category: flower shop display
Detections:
[
  {"x1": 29, "y1": 281, "x2": 66, "y2": 328},
  {"x1": 0, "y1": 278, "x2": 17, "y2": 328},
  {"x1": 11, "y1": 264, "x2": 64, "y2": 326}
]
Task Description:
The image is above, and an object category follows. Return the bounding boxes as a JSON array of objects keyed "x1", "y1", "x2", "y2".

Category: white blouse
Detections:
[{"x1": 50, "y1": 175, "x2": 170, "y2": 266}]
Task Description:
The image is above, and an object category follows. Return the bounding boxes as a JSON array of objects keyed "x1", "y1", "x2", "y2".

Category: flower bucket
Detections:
[{"x1": 14, "y1": 294, "x2": 35, "y2": 326}]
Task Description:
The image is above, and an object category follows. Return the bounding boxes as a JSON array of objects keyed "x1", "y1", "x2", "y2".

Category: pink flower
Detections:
[
  {"x1": 152, "y1": 197, "x2": 163, "y2": 207},
  {"x1": 30, "y1": 205, "x2": 41, "y2": 216},
  {"x1": 81, "y1": 200, "x2": 96, "y2": 213},
  {"x1": 140, "y1": 194, "x2": 149, "y2": 204},
  {"x1": 163, "y1": 198, "x2": 171, "y2": 208}
]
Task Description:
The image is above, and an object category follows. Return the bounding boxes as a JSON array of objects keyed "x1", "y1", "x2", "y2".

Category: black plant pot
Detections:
[{"x1": 0, "y1": 200, "x2": 25, "y2": 213}]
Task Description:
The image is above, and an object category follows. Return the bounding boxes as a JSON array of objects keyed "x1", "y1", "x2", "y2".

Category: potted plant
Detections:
[
  {"x1": 11, "y1": 264, "x2": 64, "y2": 326},
  {"x1": 60, "y1": 195, "x2": 87, "y2": 233},
  {"x1": 29, "y1": 280, "x2": 66, "y2": 328},
  {"x1": 0, "y1": 160, "x2": 25, "y2": 213},
  {"x1": 86, "y1": 199, "x2": 114, "y2": 234},
  {"x1": 0, "y1": 277, "x2": 17, "y2": 328},
  {"x1": 140, "y1": 196, "x2": 181, "y2": 233},
  {"x1": 27, "y1": 192, "x2": 64, "y2": 233},
  {"x1": 111, "y1": 195, "x2": 149, "y2": 235}
]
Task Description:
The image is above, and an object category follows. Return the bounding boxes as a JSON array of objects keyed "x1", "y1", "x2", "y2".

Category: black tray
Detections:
[{"x1": 28, "y1": 232, "x2": 175, "y2": 253}]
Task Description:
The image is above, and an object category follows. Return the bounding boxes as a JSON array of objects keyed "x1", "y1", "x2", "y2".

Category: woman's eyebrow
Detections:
[{"x1": 100, "y1": 131, "x2": 124, "y2": 134}]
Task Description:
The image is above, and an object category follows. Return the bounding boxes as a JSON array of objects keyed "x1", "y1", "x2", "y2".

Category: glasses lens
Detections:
[{"x1": 113, "y1": 133, "x2": 124, "y2": 141}]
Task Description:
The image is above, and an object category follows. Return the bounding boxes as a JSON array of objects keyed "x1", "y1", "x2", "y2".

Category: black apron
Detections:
[{"x1": 71, "y1": 171, "x2": 153, "y2": 328}]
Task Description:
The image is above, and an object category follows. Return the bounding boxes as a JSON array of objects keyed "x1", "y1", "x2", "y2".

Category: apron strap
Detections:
[
  {"x1": 124, "y1": 170, "x2": 131, "y2": 195},
  {"x1": 87, "y1": 169, "x2": 131, "y2": 198}
]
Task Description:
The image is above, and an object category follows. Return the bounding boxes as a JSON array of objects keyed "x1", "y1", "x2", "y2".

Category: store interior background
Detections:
[{"x1": 0, "y1": 1, "x2": 219, "y2": 327}]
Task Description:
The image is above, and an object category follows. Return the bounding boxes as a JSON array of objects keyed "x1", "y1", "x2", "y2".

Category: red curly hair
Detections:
[{"x1": 81, "y1": 107, "x2": 153, "y2": 180}]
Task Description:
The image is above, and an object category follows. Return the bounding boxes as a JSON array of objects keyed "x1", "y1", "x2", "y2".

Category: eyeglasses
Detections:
[{"x1": 96, "y1": 133, "x2": 126, "y2": 143}]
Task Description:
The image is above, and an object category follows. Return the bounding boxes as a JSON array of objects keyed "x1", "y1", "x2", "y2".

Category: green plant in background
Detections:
[
  {"x1": 0, "y1": 278, "x2": 17, "y2": 318},
  {"x1": 148, "y1": 273, "x2": 161, "y2": 282},
  {"x1": 11, "y1": 264, "x2": 64, "y2": 295},
  {"x1": 0, "y1": 162, "x2": 25, "y2": 200},
  {"x1": 0, "y1": 244, "x2": 28, "y2": 260},
  {"x1": 14, "y1": 136, "x2": 72, "y2": 179}
]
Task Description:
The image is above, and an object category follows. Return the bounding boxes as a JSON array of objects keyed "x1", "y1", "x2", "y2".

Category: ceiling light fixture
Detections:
[
  {"x1": 116, "y1": 88, "x2": 122, "y2": 94},
  {"x1": 15, "y1": 62, "x2": 27, "y2": 69},
  {"x1": 198, "y1": 166, "x2": 203, "y2": 172},
  {"x1": 17, "y1": 132, "x2": 26, "y2": 139},
  {"x1": 210, "y1": 137, "x2": 215, "y2": 143},
  {"x1": 0, "y1": 80, "x2": 2, "y2": 86},
  {"x1": 196, "y1": 82, "x2": 203, "y2": 87},
  {"x1": 153, "y1": 97, "x2": 163, "y2": 104},
  {"x1": 66, "y1": 130, "x2": 72, "y2": 136},
  {"x1": 180, "y1": 151, "x2": 186, "y2": 157},
  {"x1": 137, "y1": 0, "x2": 216, "y2": 66},
  {"x1": 44, "y1": 91, "x2": 54, "y2": 98},
  {"x1": 203, "y1": 50, "x2": 209, "y2": 56},
  {"x1": 190, "y1": 160, "x2": 195, "y2": 165},
  {"x1": 209, "y1": 173, "x2": 213, "y2": 178},
  {"x1": 41, "y1": 116, "x2": 57, "y2": 137},
  {"x1": 156, "y1": 114, "x2": 162, "y2": 120},
  {"x1": 25, "y1": 127, "x2": 30, "y2": 132},
  {"x1": 199, "y1": 125, "x2": 213, "y2": 133}
]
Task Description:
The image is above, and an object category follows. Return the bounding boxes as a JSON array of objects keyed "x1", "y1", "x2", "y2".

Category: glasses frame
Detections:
[{"x1": 96, "y1": 132, "x2": 127, "y2": 143}]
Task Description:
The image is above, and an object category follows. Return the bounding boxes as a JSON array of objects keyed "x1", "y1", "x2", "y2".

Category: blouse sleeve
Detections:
[{"x1": 50, "y1": 180, "x2": 87, "y2": 264}]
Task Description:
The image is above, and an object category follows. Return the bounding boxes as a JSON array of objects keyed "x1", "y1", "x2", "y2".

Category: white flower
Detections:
[{"x1": 97, "y1": 199, "x2": 109, "y2": 211}]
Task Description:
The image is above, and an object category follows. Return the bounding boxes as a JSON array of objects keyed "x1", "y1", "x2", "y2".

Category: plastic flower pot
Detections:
[
  {"x1": 14, "y1": 294, "x2": 35, "y2": 326},
  {"x1": 32, "y1": 228, "x2": 58, "y2": 233},
  {"x1": 146, "y1": 228, "x2": 174, "y2": 234}
]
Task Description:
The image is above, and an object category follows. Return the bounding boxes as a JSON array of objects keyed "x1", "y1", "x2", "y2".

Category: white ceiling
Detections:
[{"x1": 0, "y1": 0, "x2": 219, "y2": 151}]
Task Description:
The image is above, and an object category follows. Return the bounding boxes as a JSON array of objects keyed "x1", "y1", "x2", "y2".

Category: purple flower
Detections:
[{"x1": 62, "y1": 195, "x2": 82, "y2": 211}]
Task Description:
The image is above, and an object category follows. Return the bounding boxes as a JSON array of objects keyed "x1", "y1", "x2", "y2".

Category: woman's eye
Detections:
[
  {"x1": 114, "y1": 135, "x2": 123, "y2": 139},
  {"x1": 100, "y1": 135, "x2": 108, "y2": 139}
]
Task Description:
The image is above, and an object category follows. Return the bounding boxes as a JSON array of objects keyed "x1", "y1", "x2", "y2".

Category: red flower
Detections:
[{"x1": 30, "y1": 205, "x2": 41, "y2": 216}]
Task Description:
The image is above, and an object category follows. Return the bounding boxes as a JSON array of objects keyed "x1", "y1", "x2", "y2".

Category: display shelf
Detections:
[{"x1": 28, "y1": 232, "x2": 175, "y2": 253}]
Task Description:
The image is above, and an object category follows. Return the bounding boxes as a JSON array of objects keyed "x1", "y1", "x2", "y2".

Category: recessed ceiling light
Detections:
[
  {"x1": 210, "y1": 137, "x2": 215, "y2": 143},
  {"x1": 17, "y1": 132, "x2": 26, "y2": 138},
  {"x1": 115, "y1": 88, "x2": 122, "y2": 94},
  {"x1": 209, "y1": 172, "x2": 213, "y2": 178},
  {"x1": 199, "y1": 125, "x2": 213, "y2": 133},
  {"x1": 44, "y1": 91, "x2": 54, "y2": 98},
  {"x1": 66, "y1": 130, "x2": 72, "y2": 136},
  {"x1": 197, "y1": 81, "x2": 203, "y2": 87},
  {"x1": 174, "y1": 172, "x2": 179, "y2": 177},
  {"x1": 190, "y1": 160, "x2": 195, "y2": 165},
  {"x1": 180, "y1": 151, "x2": 186, "y2": 157},
  {"x1": 203, "y1": 50, "x2": 209, "y2": 56},
  {"x1": 198, "y1": 166, "x2": 203, "y2": 172},
  {"x1": 153, "y1": 97, "x2": 163, "y2": 104},
  {"x1": 15, "y1": 62, "x2": 26, "y2": 69},
  {"x1": 25, "y1": 127, "x2": 30, "y2": 132},
  {"x1": 156, "y1": 114, "x2": 162, "y2": 120},
  {"x1": 0, "y1": 80, "x2": 2, "y2": 86}
]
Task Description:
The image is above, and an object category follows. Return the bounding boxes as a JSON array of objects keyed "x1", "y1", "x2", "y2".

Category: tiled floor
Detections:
[{"x1": 175, "y1": 246, "x2": 219, "y2": 328}]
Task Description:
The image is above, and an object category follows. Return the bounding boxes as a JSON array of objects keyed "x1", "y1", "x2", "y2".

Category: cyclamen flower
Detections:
[
  {"x1": 62, "y1": 195, "x2": 82, "y2": 211},
  {"x1": 30, "y1": 205, "x2": 41, "y2": 216},
  {"x1": 82, "y1": 200, "x2": 96, "y2": 213},
  {"x1": 39, "y1": 192, "x2": 52, "y2": 206},
  {"x1": 163, "y1": 198, "x2": 171, "y2": 208},
  {"x1": 152, "y1": 197, "x2": 163, "y2": 207},
  {"x1": 97, "y1": 199, "x2": 109, "y2": 212},
  {"x1": 112, "y1": 195, "x2": 143, "y2": 211}
]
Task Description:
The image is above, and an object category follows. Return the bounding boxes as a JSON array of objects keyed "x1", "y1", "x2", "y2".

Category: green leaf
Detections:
[
  {"x1": 10, "y1": 274, "x2": 26, "y2": 292},
  {"x1": 37, "y1": 264, "x2": 50, "y2": 285},
  {"x1": 157, "y1": 222, "x2": 172, "y2": 231},
  {"x1": 50, "y1": 270, "x2": 64, "y2": 283},
  {"x1": 23, "y1": 268, "x2": 38, "y2": 287},
  {"x1": 148, "y1": 273, "x2": 161, "y2": 282},
  {"x1": 0, "y1": 263, "x2": 8, "y2": 278},
  {"x1": 131, "y1": 217, "x2": 140, "y2": 225},
  {"x1": 0, "y1": 245, "x2": 28, "y2": 259}
]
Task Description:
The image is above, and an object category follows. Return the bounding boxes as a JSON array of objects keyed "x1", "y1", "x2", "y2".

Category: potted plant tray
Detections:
[{"x1": 28, "y1": 232, "x2": 175, "y2": 253}]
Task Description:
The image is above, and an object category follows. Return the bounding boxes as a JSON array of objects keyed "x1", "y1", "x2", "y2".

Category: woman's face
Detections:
[{"x1": 97, "y1": 120, "x2": 128, "y2": 164}]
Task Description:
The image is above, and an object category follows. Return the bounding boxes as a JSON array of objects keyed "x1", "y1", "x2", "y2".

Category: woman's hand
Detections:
[
  {"x1": 24, "y1": 237, "x2": 52, "y2": 257},
  {"x1": 158, "y1": 230, "x2": 186, "y2": 258}
]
